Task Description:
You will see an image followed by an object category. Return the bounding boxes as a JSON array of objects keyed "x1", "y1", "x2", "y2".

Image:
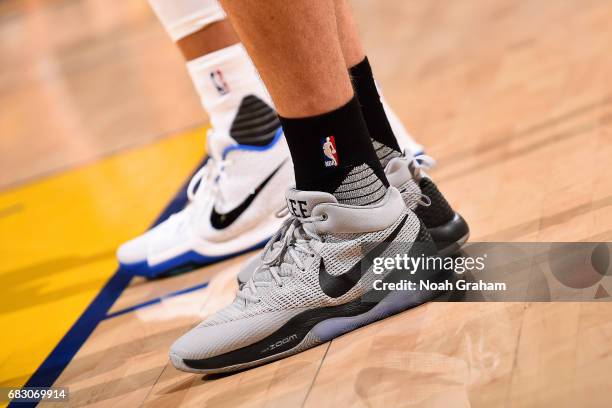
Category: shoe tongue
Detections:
[
  {"x1": 385, "y1": 155, "x2": 412, "y2": 186},
  {"x1": 207, "y1": 130, "x2": 237, "y2": 160},
  {"x1": 285, "y1": 188, "x2": 337, "y2": 219}
]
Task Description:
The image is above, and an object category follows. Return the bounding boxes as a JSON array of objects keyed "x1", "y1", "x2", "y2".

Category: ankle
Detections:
[
  {"x1": 349, "y1": 57, "x2": 402, "y2": 154},
  {"x1": 279, "y1": 96, "x2": 389, "y2": 206}
]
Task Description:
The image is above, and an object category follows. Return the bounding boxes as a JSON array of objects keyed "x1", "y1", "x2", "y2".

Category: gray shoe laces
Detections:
[{"x1": 237, "y1": 212, "x2": 325, "y2": 304}]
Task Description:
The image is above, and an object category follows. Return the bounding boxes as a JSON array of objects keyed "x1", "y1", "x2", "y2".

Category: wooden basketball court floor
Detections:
[{"x1": 1, "y1": 0, "x2": 612, "y2": 406}]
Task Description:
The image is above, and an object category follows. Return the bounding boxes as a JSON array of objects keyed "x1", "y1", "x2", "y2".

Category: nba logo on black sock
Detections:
[
  {"x1": 321, "y1": 136, "x2": 339, "y2": 168},
  {"x1": 210, "y1": 69, "x2": 230, "y2": 95}
]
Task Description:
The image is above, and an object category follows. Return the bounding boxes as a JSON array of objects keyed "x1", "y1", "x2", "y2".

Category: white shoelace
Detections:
[
  {"x1": 403, "y1": 152, "x2": 435, "y2": 207},
  {"x1": 413, "y1": 153, "x2": 436, "y2": 170},
  {"x1": 185, "y1": 158, "x2": 233, "y2": 202},
  {"x1": 164, "y1": 155, "x2": 233, "y2": 233},
  {"x1": 237, "y1": 213, "x2": 325, "y2": 304}
]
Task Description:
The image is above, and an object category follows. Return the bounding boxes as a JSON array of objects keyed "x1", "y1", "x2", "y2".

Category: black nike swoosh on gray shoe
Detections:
[
  {"x1": 318, "y1": 213, "x2": 409, "y2": 298},
  {"x1": 210, "y1": 159, "x2": 287, "y2": 230}
]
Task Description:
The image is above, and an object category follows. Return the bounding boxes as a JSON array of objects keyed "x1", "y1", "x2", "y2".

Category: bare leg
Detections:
[
  {"x1": 219, "y1": 0, "x2": 353, "y2": 118},
  {"x1": 176, "y1": 19, "x2": 239, "y2": 61},
  {"x1": 333, "y1": 0, "x2": 365, "y2": 68}
]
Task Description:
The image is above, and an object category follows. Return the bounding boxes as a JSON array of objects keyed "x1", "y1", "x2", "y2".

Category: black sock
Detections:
[
  {"x1": 279, "y1": 96, "x2": 389, "y2": 206},
  {"x1": 350, "y1": 57, "x2": 402, "y2": 166}
]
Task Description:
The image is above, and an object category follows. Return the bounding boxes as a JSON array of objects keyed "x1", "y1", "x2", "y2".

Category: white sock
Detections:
[{"x1": 186, "y1": 44, "x2": 275, "y2": 141}]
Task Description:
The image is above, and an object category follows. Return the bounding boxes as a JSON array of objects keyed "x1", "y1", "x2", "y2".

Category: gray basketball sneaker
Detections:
[
  {"x1": 236, "y1": 152, "x2": 469, "y2": 286},
  {"x1": 169, "y1": 187, "x2": 447, "y2": 374}
]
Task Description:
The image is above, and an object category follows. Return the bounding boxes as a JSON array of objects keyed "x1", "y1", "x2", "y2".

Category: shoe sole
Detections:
[
  {"x1": 172, "y1": 252, "x2": 451, "y2": 375},
  {"x1": 427, "y1": 212, "x2": 470, "y2": 257},
  {"x1": 120, "y1": 238, "x2": 270, "y2": 279}
]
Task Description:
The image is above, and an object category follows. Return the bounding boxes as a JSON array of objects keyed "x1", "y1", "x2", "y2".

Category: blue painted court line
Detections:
[
  {"x1": 104, "y1": 281, "x2": 209, "y2": 320},
  {"x1": 10, "y1": 156, "x2": 209, "y2": 408}
]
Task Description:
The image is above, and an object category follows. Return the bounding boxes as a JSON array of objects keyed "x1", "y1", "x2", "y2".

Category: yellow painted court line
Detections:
[{"x1": 0, "y1": 128, "x2": 206, "y2": 394}]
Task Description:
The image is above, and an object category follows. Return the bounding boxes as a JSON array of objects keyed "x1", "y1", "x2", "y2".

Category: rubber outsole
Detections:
[
  {"x1": 119, "y1": 238, "x2": 270, "y2": 279},
  {"x1": 173, "y1": 263, "x2": 452, "y2": 375},
  {"x1": 427, "y1": 212, "x2": 470, "y2": 256}
]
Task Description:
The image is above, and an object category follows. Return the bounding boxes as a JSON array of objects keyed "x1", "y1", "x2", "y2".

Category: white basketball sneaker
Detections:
[
  {"x1": 169, "y1": 186, "x2": 448, "y2": 374},
  {"x1": 117, "y1": 96, "x2": 293, "y2": 278}
]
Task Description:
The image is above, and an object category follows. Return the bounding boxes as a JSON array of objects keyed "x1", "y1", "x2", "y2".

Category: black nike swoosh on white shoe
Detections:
[
  {"x1": 210, "y1": 160, "x2": 288, "y2": 230},
  {"x1": 318, "y1": 213, "x2": 409, "y2": 298}
]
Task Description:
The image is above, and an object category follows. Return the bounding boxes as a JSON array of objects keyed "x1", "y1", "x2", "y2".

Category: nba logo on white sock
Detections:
[
  {"x1": 210, "y1": 69, "x2": 230, "y2": 95},
  {"x1": 321, "y1": 136, "x2": 339, "y2": 167}
]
